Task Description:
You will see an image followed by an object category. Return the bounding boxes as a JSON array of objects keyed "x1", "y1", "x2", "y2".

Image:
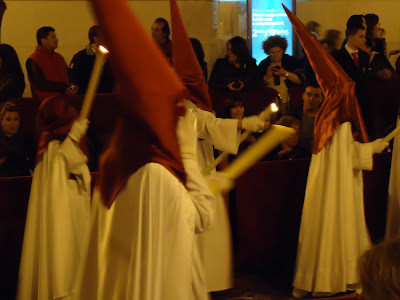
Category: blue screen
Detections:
[{"x1": 251, "y1": 0, "x2": 294, "y2": 64}]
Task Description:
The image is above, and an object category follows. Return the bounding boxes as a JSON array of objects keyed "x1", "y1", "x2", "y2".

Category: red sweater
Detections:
[{"x1": 27, "y1": 45, "x2": 69, "y2": 102}]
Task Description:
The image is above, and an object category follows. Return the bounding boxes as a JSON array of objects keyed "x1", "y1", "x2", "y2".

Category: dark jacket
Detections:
[
  {"x1": 0, "y1": 72, "x2": 25, "y2": 102},
  {"x1": 0, "y1": 131, "x2": 35, "y2": 177},
  {"x1": 333, "y1": 48, "x2": 369, "y2": 86},
  {"x1": 257, "y1": 54, "x2": 305, "y2": 88},
  {"x1": 208, "y1": 57, "x2": 260, "y2": 92},
  {"x1": 69, "y1": 44, "x2": 114, "y2": 94},
  {"x1": 333, "y1": 48, "x2": 370, "y2": 128},
  {"x1": 368, "y1": 52, "x2": 396, "y2": 80}
]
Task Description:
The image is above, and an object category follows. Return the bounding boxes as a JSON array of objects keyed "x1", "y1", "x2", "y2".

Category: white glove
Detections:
[
  {"x1": 68, "y1": 118, "x2": 89, "y2": 142},
  {"x1": 177, "y1": 110, "x2": 198, "y2": 159},
  {"x1": 206, "y1": 171, "x2": 234, "y2": 196},
  {"x1": 371, "y1": 138, "x2": 389, "y2": 154},
  {"x1": 242, "y1": 115, "x2": 265, "y2": 132}
]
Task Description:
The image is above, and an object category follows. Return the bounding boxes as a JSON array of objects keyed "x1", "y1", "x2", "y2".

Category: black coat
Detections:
[
  {"x1": 257, "y1": 54, "x2": 305, "y2": 89},
  {"x1": 0, "y1": 72, "x2": 25, "y2": 102},
  {"x1": 208, "y1": 57, "x2": 260, "y2": 92},
  {"x1": 0, "y1": 131, "x2": 35, "y2": 177},
  {"x1": 333, "y1": 48, "x2": 370, "y2": 128},
  {"x1": 332, "y1": 48, "x2": 369, "y2": 86},
  {"x1": 69, "y1": 47, "x2": 114, "y2": 94}
]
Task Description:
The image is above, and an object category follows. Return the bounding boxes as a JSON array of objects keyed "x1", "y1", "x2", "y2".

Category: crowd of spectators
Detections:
[
  {"x1": 208, "y1": 13, "x2": 400, "y2": 160},
  {"x1": 0, "y1": 13, "x2": 400, "y2": 176}
]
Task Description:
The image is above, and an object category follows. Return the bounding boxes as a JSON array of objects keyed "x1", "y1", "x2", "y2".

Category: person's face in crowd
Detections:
[
  {"x1": 41, "y1": 31, "x2": 58, "y2": 51},
  {"x1": 227, "y1": 42, "x2": 238, "y2": 62},
  {"x1": 1, "y1": 111, "x2": 20, "y2": 137},
  {"x1": 230, "y1": 102, "x2": 244, "y2": 120},
  {"x1": 303, "y1": 87, "x2": 323, "y2": 113},
  {"x1": 268, "y1": 46, "x2": 284, "y2": 63},
  {"x1": 348, "y1": 29, "x2": 366, "y2": 50},
  {"x1": 151, "y1": 22, "x2": 166, "y2": 44},
  {"x1": 372, "y1": 22, "x2": 383, "y2": 39},
  {"x1": 285, "y1": 124, "x2": 300, "y2": 147}
]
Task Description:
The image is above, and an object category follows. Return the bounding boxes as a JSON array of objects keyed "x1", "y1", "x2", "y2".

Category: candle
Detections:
[
  {"x1": 223, "y1": 125, "x2": 294, "y2": 180},
  {"x1": 383, "y1": 125, "x2": 400, "y2": 143},
  {"x1": 79, "y1": 45, "x2": 109, "y2": 120},
  {"x1": 202, "y1": 103, "x2": 279, "y2": 175}
]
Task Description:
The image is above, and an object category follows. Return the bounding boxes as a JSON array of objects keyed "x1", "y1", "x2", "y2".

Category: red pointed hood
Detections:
[
  {"x1": 170, "y1": 0, "x2": 213, "y2": 112},
  {"x1": 283, "y1": 4, "x2": 368, "y2": 154},
  {"x1": 90, "y1": 0, "x2": 186, "y2": 207}
]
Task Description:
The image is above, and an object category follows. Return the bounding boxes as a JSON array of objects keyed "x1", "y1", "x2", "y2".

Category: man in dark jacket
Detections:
[
  {"x1": 69, "y1": 25, "x2": 114, "y2": 94},
  {"x1": 333, "y1": 23, "x2": 370, "y2": 131}
]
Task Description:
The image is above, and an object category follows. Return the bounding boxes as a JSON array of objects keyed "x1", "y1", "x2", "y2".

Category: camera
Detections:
[{"x1": 273, "y1": 66, "x2": 281, "y2": 86}]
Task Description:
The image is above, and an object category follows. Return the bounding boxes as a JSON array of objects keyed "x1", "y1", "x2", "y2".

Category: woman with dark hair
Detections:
[
  {"x1": 0, "y1": 44, "x2": 25, "y2": 102},
  {"x1": 208, "y1": 36, "x2": 259, "y2": 93},
  {"x1": 364, "y1": 14, "x2": 396, "y2": 80},
  {"x1": 257, "y1": 35, "x2": 304, "y2": 115},
  {"x1": 0, "y1": 102, "x2": 35, "y2": 176},
  {"x1": 365, "y1": 13, "x2": 383, "y2": 51},
  {"x1": 190, "y1": 37, "x2": 208, "y2": 81}
]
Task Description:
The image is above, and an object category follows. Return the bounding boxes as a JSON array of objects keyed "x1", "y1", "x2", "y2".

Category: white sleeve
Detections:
[
  {"x1": 60, "y1": 137, "x2": 91, "y2": 194},
  {"x1": 185, "y1": 100, "x2": 241, "y2": 154},
  {"x1": 352, "y1": 141, "x2": 373, "y2": 171},
  {"x1": 182, "y1": 156, "x2": 216, "y2": 234}
]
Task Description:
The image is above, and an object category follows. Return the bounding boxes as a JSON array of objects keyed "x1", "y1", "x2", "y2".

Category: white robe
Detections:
[
  {"x1": 185, "y1": 100, "x2": 240, "y2": 293},
  {"x1": 292, "y1": 122, "x2": 373, "y2": 297},
  {"x1": 386, "y1": 117, "x2": 400, "y2": 239},
  {"x1": 17, "y1": 137, "x2": 91, "y2": 300},
  {"x1": 74, "y1": 158, "x2": 215, "y2": 300}
]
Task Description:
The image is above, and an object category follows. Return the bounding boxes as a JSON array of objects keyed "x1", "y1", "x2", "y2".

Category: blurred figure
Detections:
[
  {"x1": 358, "y1": 238, "x2": 400, "y2": 300},
  {"x1": 0, "y1": 102, "x2": 35, "y2": 177},
  {"x1": 26, "y1": 27, "x2": 75, "y2": 102},
  {"x1": 306, "y1": 21, "x2": 321, "y2": 39},
  {"x1": 209, "y1": 36, "x2": 259, "y2": 93},
  {"x1": 190, "y1": 37, "x2": 208, "y2": 81},
  {"x1": 151, "y1": 17, "x2": 172, "y2": 64},
  {"x1": 0, "y1": 44, "x2": 25, "y2": 102},
  {"x1": 257, "y1": 35, "x2": 304, "y2": 115},
  {"x1": 69, "y1": 25, "x2": 114, "y2": 94},
  {"x1": 322, "y1": 29, "x2": 341, "y2": 54}
]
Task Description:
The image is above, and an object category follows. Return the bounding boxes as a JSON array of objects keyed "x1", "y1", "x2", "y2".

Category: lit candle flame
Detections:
[
  {"x1": 99, "y1": 45, "x2": 109, "y2": 54},
  {"x1": 271, "y1": 103, "x2": 278, "y2": 112}
]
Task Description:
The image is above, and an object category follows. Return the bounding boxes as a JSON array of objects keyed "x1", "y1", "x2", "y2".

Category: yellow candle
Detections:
[
  {"x1": 223, "y1": 125, "x2": 295, "y2": 180},
  {"x1": 79, "y1": 45, "x2": 109, "y2": 120},
  {"x1": 202, "y1": 103, "x2": 278, "y2": 175},
  {"x1": 383, "y1": 125, "x2": 400, "y2": 143}
]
